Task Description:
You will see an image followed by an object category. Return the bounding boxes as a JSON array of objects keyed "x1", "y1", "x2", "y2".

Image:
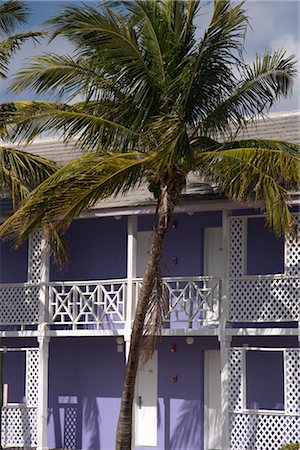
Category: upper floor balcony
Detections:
[{"x1": 0, "y1": 210, "x2": 298, "y2": 334}]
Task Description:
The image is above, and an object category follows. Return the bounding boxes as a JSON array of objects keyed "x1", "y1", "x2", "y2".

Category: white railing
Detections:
[
  {"x1": 1, "y1": 405, "x2": 37, "y2": 448},
  {"x1": 229, "y1": 275, "x2": 299, "y2": 323},
  {"x1": 133, "y1": 276, "x2": 221, "y2": 327},
  {"x1": 48, "y1": 279, "x2": 127, "y2": 329},
  {"x1": 0, "y1": 274, "x2": 298, "y2": 329},
  {"x1": 229, "y1": 411, "x2": 300, "y2": 450},
  {"x1": 0, "y1": 283, "x2": 40, "y2": 325}
]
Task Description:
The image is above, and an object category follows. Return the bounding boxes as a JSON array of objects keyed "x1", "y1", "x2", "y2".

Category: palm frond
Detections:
[
  {"x1": 0, "y1": 0, "x2": 28, "y2": 35},
  {"x1": 195, "y1": 143, "x2": 300, "y2": 236},
  {"x1": 10, "y1": 53, "x2": 124, "y2": 101},
  {"x1": 198, "y1": 50, "x2": 297, "y2": 136},
  {"x1": 0, "y1": 151, "x2": 152, "y2": 256},
  {"x1": 0, "y1": 145, "x2": 57, "y2": 208},
  {"x1": 1, "y1": 100, "x2": 146, "y2": 151},
  {"x1": 179, "y1": 0, "x2": 248, "y2": 122},
  {"x1": 0, "y1": 31, "x2": 43, "y2": 78}
]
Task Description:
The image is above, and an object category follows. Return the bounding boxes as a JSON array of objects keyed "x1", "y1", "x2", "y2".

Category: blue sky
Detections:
[{"x1": 1, "y1": 0, "x2": 299, "y2": 111}]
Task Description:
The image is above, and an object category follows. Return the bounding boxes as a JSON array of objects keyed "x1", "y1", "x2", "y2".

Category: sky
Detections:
[{"x1": 0, "y1": 0, "x2": 299, "y2": 112}]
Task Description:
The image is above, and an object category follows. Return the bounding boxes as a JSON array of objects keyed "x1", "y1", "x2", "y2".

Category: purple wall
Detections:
[
  {"x1": 138, "y1": 212, "x2": 222, "y2": 277},
  {"x1": 0, "y1": 240, "x2": 28, "y2": 283},
  {"x1": 48, "y1": 337, "x2": 125, "y2": 450},
  {"x1": 136, "y1": 337, "x2": 207, "y2": 450},
  {"x1": 50, "y1": 217, "x2": 127, "y2": 281}
]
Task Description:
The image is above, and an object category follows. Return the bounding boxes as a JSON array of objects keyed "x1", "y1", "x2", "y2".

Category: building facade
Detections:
[{"x1": 0, "y1": 111, "x2": 299, "y2": 450}]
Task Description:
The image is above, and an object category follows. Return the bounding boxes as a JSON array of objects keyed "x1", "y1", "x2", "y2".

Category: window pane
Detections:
[
  {"x1": 246, "y1": 350, "x2": 284, "y2": 410},
  {"x1": 247, "y1": 218, "x2": 284, "y2": 275}
]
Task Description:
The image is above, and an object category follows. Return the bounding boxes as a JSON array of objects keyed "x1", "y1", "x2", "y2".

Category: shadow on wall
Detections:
[
  {"x1": 84, "y1": 397, "x2": 100, "y2": 450},
  {"x1": 48, "y1": 396, "x2": 100, "y2": 450},
  {"x1": 169, "y1": 400, "x2": 201, "y2": 450}
]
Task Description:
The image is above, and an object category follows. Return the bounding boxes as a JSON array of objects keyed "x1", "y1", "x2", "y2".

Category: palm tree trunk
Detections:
[{"x1": 116, "y1": 175, "x2": 184, "y2": 450}]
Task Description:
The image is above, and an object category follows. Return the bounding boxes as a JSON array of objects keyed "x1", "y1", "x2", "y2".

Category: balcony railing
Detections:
[
  {"x1": 48, "y1": 279, "x2": 127, "y2": 330},
  {"x1": 133, "y1": 276, "x2": 221, "y2": 327},
  {"x1": 229, "y1": 275, "x2": 299, "y2": 323},
  {"x1": 0, "y1": 274, "x2": 298, "y2": 331}
]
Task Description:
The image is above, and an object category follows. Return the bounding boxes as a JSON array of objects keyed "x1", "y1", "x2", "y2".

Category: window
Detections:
[
  {"x1": 246, "y1": 350, "x2": 284, "y2": 411},
  {"x1": 247, "y1": 218, "x2": 284, "y2": 275},
  {"x1": 3, "y1": 351, "x2": 26, "y2": 404}
]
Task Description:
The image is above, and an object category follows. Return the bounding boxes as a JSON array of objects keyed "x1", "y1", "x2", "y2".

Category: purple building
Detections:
[{"x1": 0, "y1": 111, "x2": 299, "y2": 450}]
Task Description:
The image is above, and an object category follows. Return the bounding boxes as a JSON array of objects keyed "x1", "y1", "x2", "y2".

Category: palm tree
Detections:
[
  {"x1": 0, "y1": 0, "x2": 56, "y2": 207},
  {"x1": 0, "y1": 6, "x2": 56, "y2": 448},
  {"x1": 0, "y1": 1, "x2": 299, "y2": 448}
]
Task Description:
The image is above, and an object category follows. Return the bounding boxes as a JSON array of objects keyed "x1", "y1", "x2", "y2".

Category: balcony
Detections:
[
  {"x1": 0, "y1": 276, "x2": 221, "y2": 332},
  {"x1": 0, "y1": 272, "x2": 298, "y2": 333}
]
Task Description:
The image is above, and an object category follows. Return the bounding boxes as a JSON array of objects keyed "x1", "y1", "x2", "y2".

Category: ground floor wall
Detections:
[{"x1": 1, "y1": 335, "x2": 299, "y2": 450}]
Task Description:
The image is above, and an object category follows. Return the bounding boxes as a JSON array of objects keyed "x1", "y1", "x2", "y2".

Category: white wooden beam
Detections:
[{"x1": 37, "y1": 335, "x2": 50, "y2": 450}]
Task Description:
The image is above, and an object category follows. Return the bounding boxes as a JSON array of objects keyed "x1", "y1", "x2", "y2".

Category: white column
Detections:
[
  {"x1": 220, "y1": 336, "x2": 231, "y2": 450},
  {"x1": 219, "y1": 210, "x2": 231, "y2": 450},
  {"x1": 125, "y1": 215, "x2": 138, "y2": 349},
  {"x1": 34, "y1": 230, "x2": 50, "y2": 450},
  {"x1": 37, "y1": 335, "x2": 50, "y2": 450}
]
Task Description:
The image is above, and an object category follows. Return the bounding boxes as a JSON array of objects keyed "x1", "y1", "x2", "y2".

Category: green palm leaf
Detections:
[
  {"x1": 0, "y1": 151, "x2": 152, "y2": 248},
  {"x1": 0, "y1": 145, "x2": 57, "y2": 208}
]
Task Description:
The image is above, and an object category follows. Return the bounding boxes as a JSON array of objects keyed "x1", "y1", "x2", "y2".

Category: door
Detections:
[
  {"x1": 203, "y1": 227, "x2": 223, "y2": 323},
  {"x1": 135, "y1": 351, "x2": 158, "y2": 447},
  {"x1": 134, "y1": 231, "x2": 158, "y2": 447},
  {"x1": 204, "y1": 350, "x2": 222, "y2": 450}
]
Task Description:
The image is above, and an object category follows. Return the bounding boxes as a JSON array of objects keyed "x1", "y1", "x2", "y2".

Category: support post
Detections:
[
  {"x1": 125, "y1": 215, "x2": 137, "y2": 344},
  {"x1": 219, "y1": 210, "x2": 231, "y2": 450},
  {"x1": 220, "y1": 336, "x2": 231, "y2": 450},
  {"x1": 37, "y1": 335, "x2": 50, "y2": 450}
]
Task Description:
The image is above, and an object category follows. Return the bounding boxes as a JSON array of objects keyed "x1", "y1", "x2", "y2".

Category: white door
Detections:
[
  {"x1": 204, "y1": 350, "x2": 222, "y2": 450},
  {"x1": 203, "y1": 227, "x2": 223, "y2": 323},
  {"x1": 134, "y1": 231, "x2": 157, "y2": 448},
  {"x1": 135, "y1": 351, "x2": 158, "y2": 447},
  {"x1": 204, "y1": 227, "x2": 223, "y2": 277}
]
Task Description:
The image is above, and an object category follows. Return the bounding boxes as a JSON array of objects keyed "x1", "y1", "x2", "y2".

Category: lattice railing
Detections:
[
  {"x1": 229, "y1": 348, "x2": 300, "y2": 450},
  {"x1": 134, "y1": 277, "x2": 221, "y2": 327},
  {"x1": 48, "y1": 279, "x2": 127, "y2": 329},
  {"x1": 229, "y1": 275, "x2": 299, "y2": 322},
  {"x1": 230, "y1": 412, "x2": 300, "y2": 450},
  {"x1": 1, "y1": 348, "x2": 39, "y2": 448},
  {"x1": 1, "y1": 405, "x2": 38, "y2": 448},
  {"x1": 0, "y1": 283, "x2": 40, "y2": 325}
]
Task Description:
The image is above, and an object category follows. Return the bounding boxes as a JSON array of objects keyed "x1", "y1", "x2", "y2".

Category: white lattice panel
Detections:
[
  {"x1": 1, "y1": 406, "x2": 37, "y2": 447},
  {"x1": 49, "y1": 281, "x2": 126, "y2": 328},
  {"x1": 0, "y1": 285, "x2": 39, "y2": 324},
  {"x1": 28, "y1": 231, "x2": 42, "y2": 285},
  {"x1": 285, "y1": 213, "x2": 300, "y2": 277},
  {"x1": 286, "y1": 349, "x2": 300, "y2": 414},
  {"x1": 230, "y1": 217, "x2": 245, "y2": 278},
  {"x1": 26, "y1": 349, "x2": 39, "y2": 406},
  {"x1": 229, "y1": 349, "x2": 243, "y2": 411},
  {"x1": 230, "y1": 413, "x2": 300, "y2": 450},
  {"x1": 229, "y1": 276, "x2": 299, "y2": 322}
]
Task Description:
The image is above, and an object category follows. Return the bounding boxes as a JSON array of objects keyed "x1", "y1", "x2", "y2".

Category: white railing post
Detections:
[
  {"x1": 37, "y1": 335, "x2": 50, "y2": 450},
  {"x1": 125, "y1": 216, "x2": 137, "y2": 358}
]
